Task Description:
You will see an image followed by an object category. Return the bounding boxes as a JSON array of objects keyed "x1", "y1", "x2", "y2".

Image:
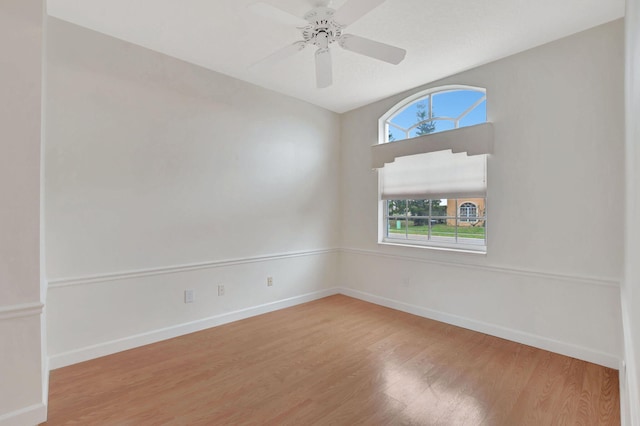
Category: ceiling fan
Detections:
[{"x1": 249, "y1": 0, "x2": 406, "y2": 88}]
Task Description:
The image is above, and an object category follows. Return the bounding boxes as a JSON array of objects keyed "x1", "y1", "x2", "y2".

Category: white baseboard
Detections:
[
  {"x1": 619, "y1": 360, "x2": 629, "y2": 426},
  {"x1": 0, "y1": 403, "x2": 47, "y2": 426},
  {"x1": 49, "y1": 288, "x2": 340, "y2": 370},
  {"x1": 49, "y1": 285, "x2": 620, "y2": 371},
  {"x1": 340, "y1": 288, "x2": 620, "y2": 369},
  {"x1": 620, "y1": 293, "x2": 639, "y2": 426}
]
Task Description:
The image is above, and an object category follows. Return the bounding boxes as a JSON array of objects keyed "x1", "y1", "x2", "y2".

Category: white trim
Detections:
[
  {"x1": 340, "y1": 287, "x2": 620, "y2": 369},
  {"x1": 380, "y1": 238, "x2": 487, "y2": 254},
  {"x1": 620, "y1": 359, "x2": 630, "y2": 426},
  {"x1": 620, "y1": 288, "x2": 639, "y2": 426},
  {"x1": 48, "y1": 248, "x2": 338, "y2": 289},
  {"x1": 341, "y1": 248, "x2": 619, "y2": 288},
  {"x1": 48, "y1": 288, "x2": 340, "y2": 369},
  {"x1": 0, "y1": 302, "x2": 44, "y2": 321},
  {"x1": 40, "y1": 2, "x2": 50, "y2": 413},
  {"x1": 0, "y1": 403, "x2": 47, "y2": 426}
]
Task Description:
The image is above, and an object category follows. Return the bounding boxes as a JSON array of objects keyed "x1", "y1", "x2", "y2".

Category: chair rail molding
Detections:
[
  {"x1": 0, "y1": 302, "x2": 44, "y2": 321},
  {"x1": 341, "y1": 248, "x2": 619, "y2": 288},
  {"x1": 48, "y1": 248, "x2": 339, "y2": 289}
]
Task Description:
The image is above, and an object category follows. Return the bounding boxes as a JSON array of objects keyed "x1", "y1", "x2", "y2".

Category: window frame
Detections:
[
  {"x1": 379, "y1": 85, "x2": 487, "y2": 145},
  {"x1": 381, "y1": 198, "x2": 487, "y2": 252},
  {"x1": 377, "y1": 85, "x2": 488, "y2": 253}
]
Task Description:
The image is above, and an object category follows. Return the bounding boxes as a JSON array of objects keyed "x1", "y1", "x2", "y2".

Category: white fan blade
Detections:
[
  {"x1": 251, "y1": 41, "x2": 306, "y2": 68},
  {"x1": 315, "y1": 48, "x2": 332, "y2": 88},
  {"x1": 247, "y1": 2, "x2": 308, "y2": 27},
  {"x1": 339, "y1": 34, "x2": 406, "y2": 65},
  {"x1": 332, "y1": 0, "x2": 386, "y2": 26}
]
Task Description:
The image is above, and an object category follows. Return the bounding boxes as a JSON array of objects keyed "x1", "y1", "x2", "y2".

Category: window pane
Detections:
[
  {"x1": 387, "y1": 200, "x2": 406, "y2": 216},
  {"x1": 385, "y1": 88, "x2": 487, "y2": 144},
  {"x1": 406, "y1": 199, "x2": 430, "y2": 241},
  {"x1": 432, "y1": 90, "x2": 485, "y2": 119},
  {"x1": 431, "y1": 200, "x2": 447, "y2": 218},
  {"x1": 458, "y1": 99, "x2": 487, "y2": 128},
  {"x1": 409, "y1": 121, "x2": 437, "y2": 138},
  {"x1": 386, "y1": 218, "x2": 407, "y2": 239},
  {"x1": 407, "y1": 219, "x2": 429, "y2": 240},
  {"x1": 407, "y1": 120, "x2": 456, "y2": 138},
  {"x1": 456, "y1": 218, "x2": 486, "y2": 245},
  {"x1": 388, "y1": 99, "x2": 430, "y2": 139},
  {"x1": 435, "y1": 120, "x2": 455, "y2": 132},
  {"x1": 431, "y1": 221, "x2": 455, "y2": 243},
  {"x1": 388, "y1": 126, "x2": 405, "y2": 142},
  {"x1": 407, "y1": 199, "x2": 429, "y2": 218}
]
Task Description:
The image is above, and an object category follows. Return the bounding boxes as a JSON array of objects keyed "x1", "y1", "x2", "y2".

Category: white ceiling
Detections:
[{"x1": 46, "y1": 0, "x2": 624, "y2": 113}]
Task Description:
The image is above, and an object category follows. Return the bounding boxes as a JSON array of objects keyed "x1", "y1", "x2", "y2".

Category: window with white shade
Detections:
[{"x1": 375, "y1": 86, "x2": 490, "y2": 252}]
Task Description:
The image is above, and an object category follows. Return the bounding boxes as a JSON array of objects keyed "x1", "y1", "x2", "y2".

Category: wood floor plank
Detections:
[
  {"x1": 43, "y1": 295, "x2": 620, "y2": 425},
  {"x1": 479, "y1": 342, "x2": 543, "y2": 425},
  {"x1": 552, "y1": 358, "x2": 587, "y2": 425},
  {"x1": 598, "y1": 367, "x2": 622, "y2": 426}
]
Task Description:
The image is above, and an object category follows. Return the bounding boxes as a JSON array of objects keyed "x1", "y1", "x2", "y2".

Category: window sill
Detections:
[{"x1": 378, "y1": 240, "x2": 487, "y2": 255}]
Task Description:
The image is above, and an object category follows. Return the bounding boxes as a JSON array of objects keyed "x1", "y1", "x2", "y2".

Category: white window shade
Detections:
[{"x1": 380, "y1": 150, "x2": 487, "y2": 200}]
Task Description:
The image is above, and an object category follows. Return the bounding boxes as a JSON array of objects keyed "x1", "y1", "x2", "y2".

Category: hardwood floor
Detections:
[{"x1": 43, "y1": 295, "x2": 620, "y2": 425}]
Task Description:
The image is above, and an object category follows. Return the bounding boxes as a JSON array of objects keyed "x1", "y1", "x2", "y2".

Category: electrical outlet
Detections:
[
  {"x1": 267, "y1": 277, "x2": 273, "y2": 287},
  {"x1": 184, "y1": 289, "x2": 195, "y2": 303},
  {"x1": 218, "y1": 284, "x2": 225, "y2": 296}
]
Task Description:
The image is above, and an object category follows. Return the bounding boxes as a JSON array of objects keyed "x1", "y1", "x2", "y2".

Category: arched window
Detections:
[
  {"x1": 459, "y1": 202, "x2": 478, "y2": 223},
  {"x1": 374, "y1": 85, "x2": 491, "y2": 252},
  {"x1": 382, "y1": 86, "x2": 487, "y2": 143}
]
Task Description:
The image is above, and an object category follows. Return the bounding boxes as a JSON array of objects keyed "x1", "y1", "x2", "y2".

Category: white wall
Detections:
[
  {"x1": 0, "y1": 0, "x2": 47, "y2": 424},
  {"x1": 45, "y1": 18, "x2": 341, "y2": 368},
  {"x1": 339, "y1": 20, "x2": 625, "y2": 368},
  {"x1": 623, "y1": 0, "x2": 640, "y2": 423}
]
